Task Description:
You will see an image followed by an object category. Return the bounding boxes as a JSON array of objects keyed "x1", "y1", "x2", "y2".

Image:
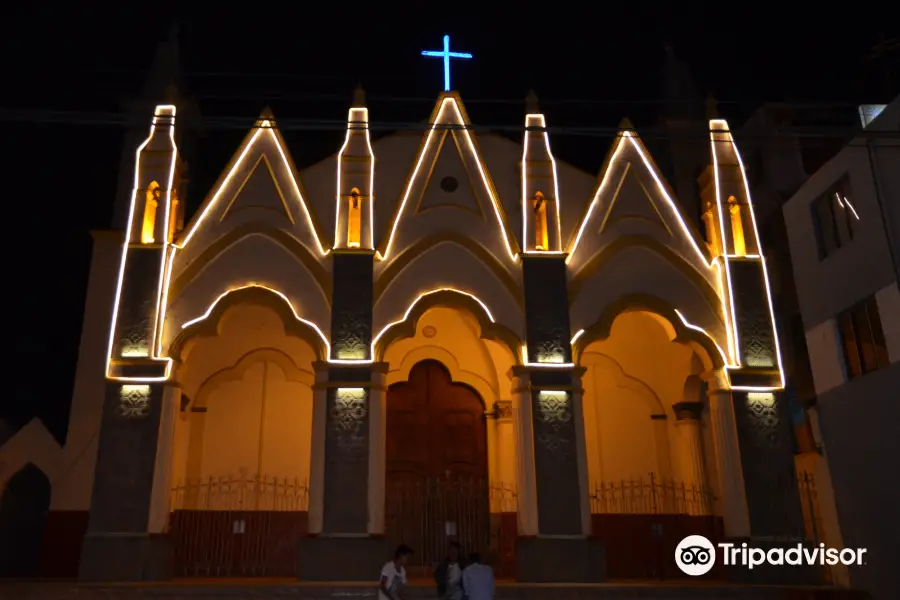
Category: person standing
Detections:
[
  {"x1": 380, "y1": 545, "x2": 413, "y2": 600},
  {"x1": 433, "y1": 541, "x2": 466, "y2": 599},
  {"x1": 461, "y1": 552, "x2": 495, "y2": 600}
]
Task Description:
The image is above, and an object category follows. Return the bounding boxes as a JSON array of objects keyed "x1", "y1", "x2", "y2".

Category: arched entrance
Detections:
[
  {"x1": 165, "y1": 288, "x2": 323, "y2": 577},
  {"x1": 385, "y1": 360, "x2": 490, "y2": 574},
  {"x1": 575, "y1": 305, "x2": 727, "y2": 580},
  {"x1": 0, "y1": 463, "x2": 50, "y2": 577}
]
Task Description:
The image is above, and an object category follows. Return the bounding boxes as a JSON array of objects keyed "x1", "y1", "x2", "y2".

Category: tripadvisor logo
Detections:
[
  {"x1": 675, "y1": 535, "x2": 716, "y2": 576},
  {"x1": 675, "y1": 535, "x2": 868, "y2": 576}
]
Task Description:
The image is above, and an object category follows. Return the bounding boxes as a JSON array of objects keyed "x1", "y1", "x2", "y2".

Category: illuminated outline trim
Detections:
[
  {"x1": 334, "y1": 107, "x2": 375, "y2": 249},
  {"x1": 521, "y1": 113, "x2": 564, "y2": 254},
  {"x1": 379, "y1": 96, "x2": 518, "y2": 262}
]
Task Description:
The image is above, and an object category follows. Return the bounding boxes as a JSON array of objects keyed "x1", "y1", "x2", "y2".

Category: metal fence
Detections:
[
  {"x1": 170, "y1": 472, "x2": 309, "y2": 511},
  {"x1": 590, "y1": 473, "x2": 716, "y2": 516},
  {"x1": 168, "y1": 473, "x2": 309, "y2": 577},
  {"x1": 385, "y1": 476, "x2": 510, "y2": 573}
]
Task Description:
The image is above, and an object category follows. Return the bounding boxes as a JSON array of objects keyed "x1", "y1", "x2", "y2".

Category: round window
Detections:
[{"x1": 440, "y1": 176, "x2": 459, "y2": 193}]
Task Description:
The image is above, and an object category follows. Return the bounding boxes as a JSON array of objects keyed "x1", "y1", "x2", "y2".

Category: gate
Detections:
[
  {"x1": 168, "y1": 473, "x2": 309, "y2": 577},
  {"x1": 386, "y1": 476, "x2": 510, "y2": 577},
  {"x1": 590, "y1": 474, "x2": 723, "y2": 580}
]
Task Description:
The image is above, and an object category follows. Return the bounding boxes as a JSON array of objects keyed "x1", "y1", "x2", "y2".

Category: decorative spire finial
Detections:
[
  {"x1": 705, "y1": 93, "x2": 719, "y2": 120},
  {"x1": 352, "y1": 82, "x2": 366, "y2": 108},
  {"x1": 525, "y1": 89, "x2": 540, "y2": 114},
  {"x1": 618, "y1": 117, "x2": 634, "y2": 131}
]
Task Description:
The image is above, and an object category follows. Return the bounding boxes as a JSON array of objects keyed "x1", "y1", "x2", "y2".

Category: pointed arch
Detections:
[
  {"x1": 168, "y1": 284, "x2": 329, "y2": 362},
  {"x1": 373, "y1": 288, "x2": 523, "y2": 363},
  {"x1": 187, "y1": 348, "x2": 314, "y2": 411}
]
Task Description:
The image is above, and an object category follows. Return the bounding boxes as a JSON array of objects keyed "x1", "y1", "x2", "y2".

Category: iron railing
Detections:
[
  {"x1": 590, "y1": 473, "x2": 716, "y2": 516},
  {"x1": 170, "y1": 472, "x2": 309, "y2": 511},
  {"x1": 385, "y1": 476, "x2": 512, "y2": 572}
]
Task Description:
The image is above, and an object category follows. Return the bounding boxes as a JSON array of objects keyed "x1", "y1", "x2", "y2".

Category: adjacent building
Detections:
[{"x1": 782, "y1": 96, "x2": 900, "y2": 600}]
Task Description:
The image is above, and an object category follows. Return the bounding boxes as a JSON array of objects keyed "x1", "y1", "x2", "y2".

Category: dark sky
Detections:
[{"x1": 4, "y1": 2, "x2": 894, "y2": 441}]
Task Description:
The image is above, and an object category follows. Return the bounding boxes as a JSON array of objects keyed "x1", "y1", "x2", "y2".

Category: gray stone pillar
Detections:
[
  {"x1": 297, "y1": 250, "x2": 387, "y2": 580},
  {"x1": 80, "y1": 381, "x2": 171, "y2": 581},
  {"x1": 514, "y1": 255, "x2": 605, "y2": 583}
]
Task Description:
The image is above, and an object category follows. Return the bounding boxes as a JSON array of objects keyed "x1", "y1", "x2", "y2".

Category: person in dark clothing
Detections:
[{"x1": 433, "y1": 541, "x2": 466, "y2": 599}]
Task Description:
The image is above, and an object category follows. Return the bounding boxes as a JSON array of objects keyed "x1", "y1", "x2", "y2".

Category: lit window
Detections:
[
  {"x1": 141, "y1": 181, "x2": 160, "y2": 244},
  {"x1": 347, "y1": 189, "x2": 361, "y2": 248}
]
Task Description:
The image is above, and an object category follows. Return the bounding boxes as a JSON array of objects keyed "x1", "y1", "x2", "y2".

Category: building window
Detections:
[
  {"x1": 347, "y1": 188, "x2": 361, "y2": 248},
  {"x1": 837, "y1": 297, "x2": 890, "y2": 380},
  {"x1": 810, "y1": 177, "x2": 857, "y2": 259}
]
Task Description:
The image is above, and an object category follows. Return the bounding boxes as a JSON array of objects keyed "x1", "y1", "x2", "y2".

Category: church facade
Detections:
[{"x1": 2, "y1": 90, "x2": 811, "y2": 583}]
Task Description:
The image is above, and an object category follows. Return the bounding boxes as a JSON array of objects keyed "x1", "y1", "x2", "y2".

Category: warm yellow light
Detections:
[
  {"x1": 533, "y1": 192, "x2": 549, "y2": 251},
  {"x1": 335, "y1": 107, "x2": 375, "y2": 250},
  {"x1": 521, "y1": 114, "x2": 563, "y2": 254},
  {"x1": 373, "y1": 287, "x2": 496, "y2": 347},
  {"x1": 106, "y1": 105, "x2": 177, "y2": 383},
  {"x1": 380, "y1": 96, "x2": 517, "y2": 262},
  {"x1": 570, "y1": 329, "x2": 585, "y2": 345},
  {"x1": 519, "y1": 345, "x2": 575, "y2": 368},
  {"x1": 178, "y1": 119, "x2": 328, "y2": 256},
  {"x1": 347, "y1": 189, "x2": 362, "y2": 248},
  {"x1": 728, "y1": 196, "x2": 746, "y2": 256},
  {"x1": 179, "y1": 283, "x2": 331, "y2": 348},
  {"x1": 141, "y1": 181, "x2": 160, "y2": 244}
]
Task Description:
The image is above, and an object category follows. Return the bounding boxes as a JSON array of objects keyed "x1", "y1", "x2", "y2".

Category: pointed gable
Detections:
[
  {"x1": 174, "y1": 112, "x2": 329, "y2": 270},
  {"x1": 163, "y1": 113, "x2": 332, "y2": 349},
  {"x1": 377, "y1": 93, "x2": 519, "y2": 265},
  {"x1": 220, "y1": 154, "x2": 294, "y2": 224},
  {"x1": 566, "y1": 127, "x2": 716, "y2": 289},
  {"x1": 414, "y1": 131, "x2": 484, "y2": 218}
]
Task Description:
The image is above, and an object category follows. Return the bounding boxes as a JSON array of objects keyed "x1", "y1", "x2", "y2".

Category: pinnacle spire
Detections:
[
  {"x1": 705, "y1": 93, "x2": 719, "y2": 120},
  {"x1": 618, "y1": 117, "x2": 634, "y2": 131},
  {"x1": 525, "y1": 89, "x2": 539, "y2": 114},
  {"x1": 352, "y1": 82, "x2": 366, "y2": 108}
]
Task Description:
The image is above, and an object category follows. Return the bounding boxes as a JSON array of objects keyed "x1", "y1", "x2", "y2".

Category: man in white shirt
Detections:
[
  {"x1": 461, "y1": 552, "x2": 495, "y2": 600},
  {"x1": 379, "y1": 544, "x2": 413, "y2": 600}
]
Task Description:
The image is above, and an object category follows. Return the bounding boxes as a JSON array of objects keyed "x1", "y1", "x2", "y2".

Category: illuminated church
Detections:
[{"x1": 0, "y1": 38, "x2": 820, "y2": 585}]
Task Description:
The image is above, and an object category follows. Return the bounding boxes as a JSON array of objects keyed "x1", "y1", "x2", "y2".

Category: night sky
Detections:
[{"x1": 4, "y1": 2, "x2": 894, "y2": 442}]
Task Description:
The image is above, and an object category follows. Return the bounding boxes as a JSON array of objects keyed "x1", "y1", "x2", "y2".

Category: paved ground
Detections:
[{"x1": 0, "y1": 581, "x2": 872, "y2": 600}]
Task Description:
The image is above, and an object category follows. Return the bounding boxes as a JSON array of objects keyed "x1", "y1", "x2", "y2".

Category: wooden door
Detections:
[{"x1": 385, "y1": 360, "x2": 489, "y2": 569}]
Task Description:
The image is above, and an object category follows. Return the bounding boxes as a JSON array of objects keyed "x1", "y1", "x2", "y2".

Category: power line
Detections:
[{"x1": 0, "y1": 108, "x2": 894, "y2": 142}]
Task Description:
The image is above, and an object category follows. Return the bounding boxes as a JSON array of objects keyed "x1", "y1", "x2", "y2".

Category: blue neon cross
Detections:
[{"x1": 421, "y1": 35, "x2": 473, "y2": 92}]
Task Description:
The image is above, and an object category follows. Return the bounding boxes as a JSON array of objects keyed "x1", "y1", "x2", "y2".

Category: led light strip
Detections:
[{"x1": 106, "y1": 105, "x2": 177, "y2": 382}]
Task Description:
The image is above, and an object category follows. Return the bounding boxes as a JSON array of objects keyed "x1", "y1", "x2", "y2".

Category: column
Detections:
[
  {"x1": 296, "y1": 250, "x2": 387, "y2": 581},
  {"x1": 79, "y1": 106, "x2": 179, "y2": 582},
  {"x1": 704, "y1": 370, "x2": 751, "y2": 538},
  {"x1": 510, "y1": 375, "x2": 538, "y2": 537},
  {"x1": 147, "y1": 385, "x2": 182, "y2": 534},
  {"x1": 515, "y1": 255, "x2": 605, "y2": 583},
  {"x1": 672, "y1": 401, "x2": 709, "y2": 510}
]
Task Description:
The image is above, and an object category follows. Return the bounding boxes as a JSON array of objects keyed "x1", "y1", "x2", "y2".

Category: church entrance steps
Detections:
[{"x1": 0, "y1": 582, "x2": 872, "y2": 600}]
